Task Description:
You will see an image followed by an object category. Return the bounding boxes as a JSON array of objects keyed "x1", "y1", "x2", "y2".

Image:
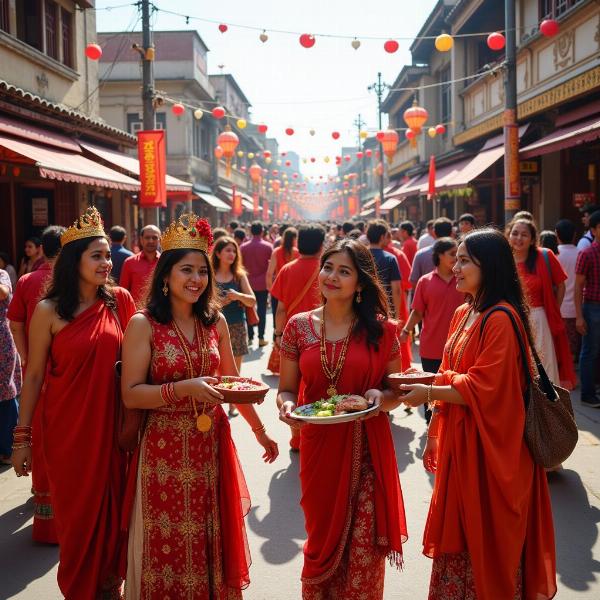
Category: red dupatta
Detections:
[
  {"x1": 535, "y1": 250, "x2": 576, "y2": 389},
  {"x1": 426, "y1": 304, "x2": 556, "y2": 600},
  {"x1": 297, "y1": 318, "x2": 407, "y2": 584},
  {"x1": 42, "y1": 288, "x2": 135, "y2": 598}
]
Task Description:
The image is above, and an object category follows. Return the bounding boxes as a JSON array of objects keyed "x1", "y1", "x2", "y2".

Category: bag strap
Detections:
[
  {"x1": 286, "y1": 264, "x2": 320, "y2": 315},
  {"x1": 541, "y1": 248, "x2": 553, "y2": 282},
  {"x1": 479, "y1": 306, "x2": 558, "y2": 402}
]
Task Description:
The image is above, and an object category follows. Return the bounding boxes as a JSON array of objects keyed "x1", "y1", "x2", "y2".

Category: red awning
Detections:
[
  {"x1": 80, "y1": 141, "x2": 193, "y2": 192},
  {"x1": 380, "y1": 198, "x2": 402, "y2": 211},
  {"x1": 438, "y1": 146, "x2": 504, "y2": 191},
  {"x1": 0, "y1": 133, "x2": 140, "y2": 191},
  {"x1": 520, "y1": 115, "x2": 600, "y2": 159},
  {"x1": 0, "y1": 115, "x2": 80, "y2": 152}
]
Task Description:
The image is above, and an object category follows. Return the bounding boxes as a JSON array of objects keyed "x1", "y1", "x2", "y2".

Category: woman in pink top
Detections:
[
  {"x1": 266, "y1": 227, "x2": 298, "y2": 327},
  {"x1": 399, "y1": 238, "x2": 464, "y2": 422}
]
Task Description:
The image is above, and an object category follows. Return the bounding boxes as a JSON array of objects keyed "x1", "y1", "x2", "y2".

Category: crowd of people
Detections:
[{"x1": 0, "y1": 203, "x2": 598, "y2": 599}]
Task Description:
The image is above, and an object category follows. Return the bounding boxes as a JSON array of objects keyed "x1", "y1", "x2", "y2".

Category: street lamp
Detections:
[{"x1": 368, "y1": 72, "x2": 389, "y2": 212}]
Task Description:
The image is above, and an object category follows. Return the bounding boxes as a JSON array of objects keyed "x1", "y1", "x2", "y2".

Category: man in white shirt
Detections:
[
  {"x1": 417, "y1": 219, "x2": 435, "y2": 250},
  {"x1": 577, "y1": 205, "x2": 600, "y2": 252},
  {"x1": 556, "y1": 218, "x2": 580, "y2": 361}
]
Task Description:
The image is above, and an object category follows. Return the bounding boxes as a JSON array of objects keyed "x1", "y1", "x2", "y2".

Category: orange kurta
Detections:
[{"x1": 425, "y1": 303, "x2": 556, "y2": 600}]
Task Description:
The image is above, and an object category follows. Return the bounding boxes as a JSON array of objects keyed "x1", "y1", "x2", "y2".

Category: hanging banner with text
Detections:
[{"x1": 137, "y1": 130, "x2": 167, "y2": 208}]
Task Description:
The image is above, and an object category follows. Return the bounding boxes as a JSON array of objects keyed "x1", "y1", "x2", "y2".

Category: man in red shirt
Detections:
[
  {"x1": 7, "y1": 224, "x2": 64, "y2": 544},
  {"x1": 120, "y1": 224, "x2": 161, "y2": 307},
  {"x1": 399, "y1": 221, "x2": 418, "y2": 265}
]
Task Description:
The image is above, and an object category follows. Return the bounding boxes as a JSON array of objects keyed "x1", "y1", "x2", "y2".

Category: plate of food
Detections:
[
  {"x1": 386, "y1": 370, "x2": 436, "y2": 394},
  {"x1": 214, "y1": 376, "x2": 269, "y2": 404},
  {"x1": 290, "y1": 394, "x2": 377, "y2": 424}
]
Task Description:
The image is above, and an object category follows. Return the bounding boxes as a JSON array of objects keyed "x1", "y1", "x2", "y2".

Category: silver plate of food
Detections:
[{"x1": 290, "y1": 394, "x2": 377, "y2": 424}]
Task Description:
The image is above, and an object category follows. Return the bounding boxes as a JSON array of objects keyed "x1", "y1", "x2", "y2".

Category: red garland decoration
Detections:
[{"x1": 195, "y1": 218, "x2": 214, "y2": 248}]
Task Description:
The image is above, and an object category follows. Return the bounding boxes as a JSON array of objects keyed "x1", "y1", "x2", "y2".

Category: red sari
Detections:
[
  {"x1": 42, "y1": 287, "x2": 135, "y2": 599},
  {"x1": 280, "y1": 312, "x2": 407, "y2": 599},
  {"x1": 124, "y1": 314, "x2": 251, "y2": 599},
  {"x1": 425, "y1": 303, "x2": 556, "y2": 600}
]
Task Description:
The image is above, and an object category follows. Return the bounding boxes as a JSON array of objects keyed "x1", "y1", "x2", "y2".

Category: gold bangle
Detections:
[
  {"x1": 252, "y1": 424, "x2": 266, "y2": 434},
  {"x1": 427, "y1": 384, "x2": 432, "y2": 404}
]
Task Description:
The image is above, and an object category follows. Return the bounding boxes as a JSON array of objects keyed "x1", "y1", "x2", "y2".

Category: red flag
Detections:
[
  {"x1": 231, "y1": 185, "x2": 243, "y2": 216},
  {"x1": 137, "y1": 130, "x2": 167, "y2": 207},
  {"x1": 427, "y1": 154, "x2": 436, "y2": 201},
  {"x1": 262, "y1": 199, "x2": 269, "y2": 221}
]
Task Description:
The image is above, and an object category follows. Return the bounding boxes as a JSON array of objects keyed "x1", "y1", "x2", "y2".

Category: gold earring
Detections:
[
  {"x1": 162, "y1": 282, "x2": 169, "y2": 296},
  {"x1": 356, "y1": 290, "x2": 362, "y2": 303}
]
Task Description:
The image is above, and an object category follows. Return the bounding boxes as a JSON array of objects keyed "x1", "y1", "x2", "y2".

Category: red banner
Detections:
[
  {"x1": 253, "y1": 192, "x2": 260, "y2": 216},
  {"x1": 427, "y1": 155, "x2": 436, "y2": 201},
  {"x1": 137, "y1": 130, "x2": 167, "y2": 207},
  {"x1": 262, "y1": 199, "x2": 269, "y2": 221},
  {"x1": 232, "y1": 185, "x2": 243, "y2": 216}
]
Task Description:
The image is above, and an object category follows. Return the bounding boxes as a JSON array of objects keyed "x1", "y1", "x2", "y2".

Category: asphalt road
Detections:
[{"x1": 1, "y1": 325, "x2": 600, "y2": 599}]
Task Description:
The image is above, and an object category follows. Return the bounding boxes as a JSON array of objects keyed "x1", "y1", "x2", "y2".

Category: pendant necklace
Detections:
[
  {"x1": 319, "y1": 311, "x2": 356, "y2": 397},
  {"x1": 171, "y1": 317, "x2": 212, "y2": 432}
]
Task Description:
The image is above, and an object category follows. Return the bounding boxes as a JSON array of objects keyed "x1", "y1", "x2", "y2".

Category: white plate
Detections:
[{"x1": 290, "y1": 402, "x2": 378, "y2": 424}]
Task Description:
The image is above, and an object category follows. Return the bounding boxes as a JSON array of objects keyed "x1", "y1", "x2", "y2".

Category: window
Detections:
[
  {"x1": 61, "y1": 8, "x2": 73, "y2": 68},
  {"x1": 17, "y1": 0, "x2": 42, "y2": 51},
  {"x1": 45, "y1": 0, "x2": 58, "y2": 60},
  {"x1": 539, "y1": 0, "x2": 583, "y2": 19},
  {"x1": 0, "y1": 0, "x2": 9, "y2": 33},
  {"x1": 440, "y1": 66, "x2": 451, "y2": 130},
  {"x1": 127, "y1": 112, "x2": 166, "y2": 135}
]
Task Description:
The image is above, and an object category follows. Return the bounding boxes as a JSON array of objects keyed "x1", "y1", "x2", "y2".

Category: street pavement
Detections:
[{"x1": 1, "y1": 320, "x2": 600, "y2": 599}]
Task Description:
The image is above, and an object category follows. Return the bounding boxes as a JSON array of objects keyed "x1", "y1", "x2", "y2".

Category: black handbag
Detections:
[{"x1": 480, "y1": 306, "x2": 578, "y2": 469}]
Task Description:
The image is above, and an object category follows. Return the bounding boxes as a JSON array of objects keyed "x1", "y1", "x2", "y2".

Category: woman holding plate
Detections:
[
  {"x1": 120, "y1": 214, "x2": 278, "y2": 599},
  {"x1": 277, "y1": 239, "x2": 407, "y2": 599}
]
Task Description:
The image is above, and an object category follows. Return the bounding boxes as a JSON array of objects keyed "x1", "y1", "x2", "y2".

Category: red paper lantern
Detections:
[
  {"x1": 380, "y1": 130, "x2": 399, "y2": 163},
  {"x1": 356, "y1": 151, "x2": 363, "y2": 159},
  {"x1": 310, "y1": 157, "x2": 316, "y2": 163},
  {"x1": 171, "y1": 103, "x2": 185, "y2": 116},
  {"x1": 299, "y1": 34, "x2": 316, "y2": 48},
  {"x1": 249, "y1": 163, "x2": 262, "y2": 185},
  {"x1": 405, "y1": 129, "x2": 416, "y2": 140},
  {"x1": 384, "y1": 39, "x2": 399, "y2": 53},
  {"x1": 332, "y1": 131, "x2": 340, "y2": 140},
  {"x1": 376, "y1": 131, "x2": 385, "y2": 141},
  {"x1": 214, "y1": 146, "x2": 224, "y2": 159},
  {"x1": 487, "y1": 32, "x2": 505, "y2": 51},
  {"x1": 218, "y1": 24, "x2": 228, "y2": 33},
  {"x1": 85, "y1": 43, "x2": 103, "y2": 60},
  {"x1": 263, "y1": 150, "x2": 272, "y2": 159},
  {"x1": 540, "y1": 19, "x2": 559, "y2": 37},
  {"x1": 285, "y1": 127, "x2": 294, "y2": 136},
  {"x1": 212, "y1": 106, "x2": 226, "y2": 119},
  {"x1": 272, "y1": 179, "x2": 281, "y2": 194},
  {"x1": 365, "y1": 149, "x2": 372, "y2": 158},
  {"x1": 257, "y1": 123, "x2": 268, "y2": 134},
  {"x1": 285, "y1": 160, "x2": 291, "y2": 167},
  {"x1": 435, "y1": 124, "x2": 446, "y2": 135},
  {"x1": 344, "y1": 155, "x2": 351, "y2": 162}
]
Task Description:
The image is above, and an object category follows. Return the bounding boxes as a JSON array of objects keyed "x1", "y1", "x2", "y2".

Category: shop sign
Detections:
[
  {"x1": 31, "y1": 197, "x2": 48, "y2": 226},
  {"x1": 573, "y1": 192, "x2": 596, "y2": 208},
  {"x1": 137, "y1": 130, "x2": 166, "y2": 208},
  {"x1": 520, "y1": 161, "x2": 538, "y2": 174}
]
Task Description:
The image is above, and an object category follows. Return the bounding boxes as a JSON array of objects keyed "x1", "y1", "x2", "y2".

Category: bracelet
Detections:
[
  {"x1": 252, "y1": 423, "x2": 266, "y2": 434},
  {"x1": 160, "y1": 383, "x2": 179, "y2": 407},
  {"x1": 427, "y1": 384, "x2": 432, "y2": 405},
  {"x1": 274, "y1": 333, "x2": 283, "y2": 338},
  {"x1": 12, "y1": 442, "x2": 32, "y2": 450}
]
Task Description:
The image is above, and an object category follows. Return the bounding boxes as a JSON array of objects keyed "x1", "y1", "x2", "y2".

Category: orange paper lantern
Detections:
[
  {"x1": 403, "y1": 100, "x2": 429, "y2": 134},
  {"x1": 380, "y1": 129, "x2": 399, "y2": 163},
  {"x1": 217, "y1": 127, "x2": 240, "y2": 177}
]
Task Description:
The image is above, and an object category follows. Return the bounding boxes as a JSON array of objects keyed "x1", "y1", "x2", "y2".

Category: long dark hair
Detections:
[
  {"x1": 210, "y1": 236, "x2": 246, "y2": 280},
  {"x1": 44, "y1": 236, "x2": 116, "y2": 321},
  {"x1": 282, "y1": 227, "x2": 297, "y2": 259},
  {"x1": 506, "y1": 218, "x2": 538, "y2": 273},
  {"x1": 462, "y1": 228, "x2": 535, "y2": 349},
  {"x1": 320, "y1": 239, "x2": 389, "y2": 348},
  {"x1": 146, "y1": 248, "x2": 220, "y2": 326}
]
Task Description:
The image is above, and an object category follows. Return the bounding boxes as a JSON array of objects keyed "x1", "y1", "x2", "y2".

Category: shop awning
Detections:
[
  {"x1": 80, "y1": 141, "x2": 193, "y2": 192},
  {"x1": 360, "y1": 208, "x2": 374, "y2": 217},
  {"x1": 0, "y1": 132, "x2": 140, "y2": 191},
  {"x1": 197, "y1": 193, "x2": 230, "y2": 212},
  {"x1": 383, "y1": 183, "x2": 400, "y2": 197},
  {"x1": 380, "y1": 198, "x2": 402, "y2": 211},
  {"x1": 520, "y1": 115, "x2": 600, "y2": 159},
  {"x1": 362, "y1": 198, "x2": 377, "y2": 210},
  {"x1": 438, "y1": 146, "x2": 504, "y2": 191},
  {"x1": 218, "y1": 185, "x2": 254, "y2": 211},
  {"x1": 395, "y1": 173, "x2": 429, "y2": 199}
]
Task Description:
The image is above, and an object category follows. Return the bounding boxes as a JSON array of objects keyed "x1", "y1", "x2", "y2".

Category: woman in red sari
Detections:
[
  {"x1": 507, "y1": 218, "x2": 576, "y2": 389},
  {"x1": 402, "y1": 229, "x2": 556, "y2": 600},
  {"x1": 120, "y1": 214, "x2": 278, "y2": 599},
  {"x1": 277, "y1": 239, "x2": 407, "y2": 599},
  {"x1": 12, "y1": 207, "x2": 136, "y2": 599}
]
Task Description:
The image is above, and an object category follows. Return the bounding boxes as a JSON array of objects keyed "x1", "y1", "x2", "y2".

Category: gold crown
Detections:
[
  {"x1": 161, "y1": 213, "x2": 213, "y2": 252},
  {"x1": 61, "y1": 206, "x2": 106, "y2": 247}
]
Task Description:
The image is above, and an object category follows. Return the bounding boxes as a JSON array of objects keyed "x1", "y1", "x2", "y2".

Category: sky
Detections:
[{"x1": 95, "y1": 0, "x2": 438, "y2": 177}]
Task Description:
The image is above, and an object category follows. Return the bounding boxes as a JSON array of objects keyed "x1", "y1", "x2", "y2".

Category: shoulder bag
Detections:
[{"x1": 480, "y1": 305, "x2": 578, "y2": 468}]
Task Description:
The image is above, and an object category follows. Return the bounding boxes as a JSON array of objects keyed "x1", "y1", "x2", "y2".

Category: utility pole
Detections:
[
  {"x1": 139, "y1": 0, "x2": 159, "y2": 225},
  {"x1": 368, "y1": 73, "x2": 386, "y2": 211},
  {"x1": 354, "y1": 113, "x2": 366, "y2": 207},
  {"x1": 503, "y1": 0, "x2": 520, "y2": 223}
]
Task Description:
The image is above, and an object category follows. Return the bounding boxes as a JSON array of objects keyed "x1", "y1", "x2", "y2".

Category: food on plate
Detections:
[
  {"x1": 386, "y1": 370, "x2": 436, "y2": 393},
  {"x1": 292, "y1": 394, "x2": 370, "y2": 418},
  {"x1": 215, "y1": 380, "x2": 262, "y2": 391}
]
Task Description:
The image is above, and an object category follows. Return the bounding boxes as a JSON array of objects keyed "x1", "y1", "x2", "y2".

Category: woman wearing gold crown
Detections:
[
  {"x1": 119, "y1": 214, "x2": 278, "y2": 599},
  {"x1": 11, "y1": 207, "x2": 137, "y2": 599}
]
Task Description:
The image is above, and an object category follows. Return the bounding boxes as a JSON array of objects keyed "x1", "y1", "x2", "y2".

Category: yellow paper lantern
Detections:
[
  {"x1": 359, "y1": 130, "x2": 368, "y2": 140},
  {"x1": 427, "y1": 127, "x2": 437, "y2": 138},
  {"x1": 265, "y1": 157, "x2": 272, "y2": 164},
  {"x1": 435, "y1": 33, "x2": 453, "y2": 52},
  {"x1": 193, "y1": 109, "x2": 204, "y2": 120},
  {"x1": 247, "y1": 152, "x2": 255, "y2": 159},
  {"x1": 324, "y1": 156, "x2": 330, "y2": 163},
  {"x1": 237, "y1": 118, "x2": 247, "y2": 129},
  {"x1": 237, "y1": 150, "x2": 244, "y2": 158}
]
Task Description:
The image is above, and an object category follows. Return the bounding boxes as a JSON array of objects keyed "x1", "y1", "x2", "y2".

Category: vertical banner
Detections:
[
  {"x1": 504, "y1": 110, "x2": 521, "y2": 212},
  {"x1": 232, "y1": 185, "x2": 243, "y2": 216},
  {"x1": 427, "y1": 155, "x2": 436, "y2": 200},
  {"x1": 375, "y1": 195, "x2": 381, "y2": 217},
  {"x1": 262, "y1": 199, "x2": 269, "y2": 221},
  {"x1": 137, "y1": 130, "x2": 167, "y2": 207},
  {"x1": 253, "y1": 192, "x2": 260, "y2": 216}
]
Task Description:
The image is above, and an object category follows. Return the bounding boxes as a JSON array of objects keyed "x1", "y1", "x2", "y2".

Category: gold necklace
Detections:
[
  {"x1": 319, "y1": 311, "x2": 356, "y2": 397},
  {"x1": 171, "y1": 317, "x2": 212, "y2": 432}
]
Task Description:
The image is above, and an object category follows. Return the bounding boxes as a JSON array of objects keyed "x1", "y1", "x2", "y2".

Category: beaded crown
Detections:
[
  {"x1": 161, "y1": 213, "x2": 213, "y2": 252},
  {"x1": 60, "y1": 206, "x2": 106, "y2": 247}
]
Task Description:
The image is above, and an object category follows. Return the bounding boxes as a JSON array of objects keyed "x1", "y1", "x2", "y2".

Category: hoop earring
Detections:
[
  {"x1": 162, "y1": 282, "x2": 169, "y2": 296},
  {"x1": 356, "y1": 290, "x2": 362, "y2": 304}
]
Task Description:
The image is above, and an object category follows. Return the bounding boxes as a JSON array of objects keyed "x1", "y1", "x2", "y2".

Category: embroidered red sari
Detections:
[
  {"x1": 42, "y1": 287, "x2": 135, "y2": 599},
  {"x1": 280, "y1": 313, "x2": 407, "y2": 599},
  {"x1": 425, "y1": 303, "x2": 556, "y2": 600},
  {"x1": 123, "y1": 315, "x2": 251, "y2": 599}
]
